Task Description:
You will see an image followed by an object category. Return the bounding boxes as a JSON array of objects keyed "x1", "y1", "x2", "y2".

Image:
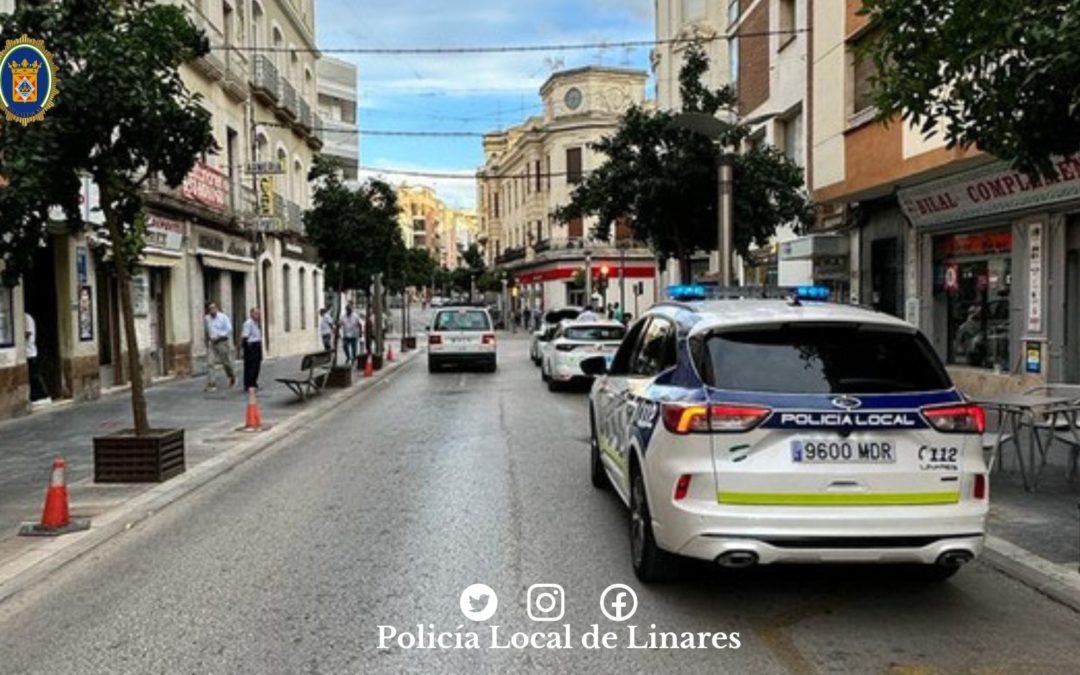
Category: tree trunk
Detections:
[
  {"x1": 679, "y1": 251, "x2": 693, "y2": 285},
  {"x1": 103, "y1": 198, "x2": 151, "y2": 436},
  {"x1": 331, "y1": 267, "x2": 345, "y2": 366},
  {"x1": 363, "y1": 291, "x2": 372, "y2": 356}
]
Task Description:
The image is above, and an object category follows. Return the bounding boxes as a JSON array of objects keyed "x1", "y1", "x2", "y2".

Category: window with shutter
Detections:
[{"x1": 566, "y1": 147, "x2": 583, "y2": 184}]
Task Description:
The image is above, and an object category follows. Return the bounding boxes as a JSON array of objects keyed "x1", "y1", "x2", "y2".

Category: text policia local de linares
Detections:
[{"x1": 378, "y1": 624, "x2": 742, "y2": 651}]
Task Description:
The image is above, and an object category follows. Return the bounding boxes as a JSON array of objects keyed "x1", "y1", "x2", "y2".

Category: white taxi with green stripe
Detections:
[{"x1": 586, "y1": 292, "x2": 989, "y2": 583}]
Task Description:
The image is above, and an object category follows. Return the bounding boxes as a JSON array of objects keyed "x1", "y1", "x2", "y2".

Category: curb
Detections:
[
  {"x1": 981, "y1": 535, "x2": 1080, "y2": 613},
  {"x1": 0, "y1": 349, "x2": 420, "y2": 607}
]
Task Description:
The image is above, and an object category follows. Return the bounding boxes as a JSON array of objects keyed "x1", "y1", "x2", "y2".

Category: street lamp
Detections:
[{"x1": 670, "y1": 112, "x2": 735, "y2": 286}]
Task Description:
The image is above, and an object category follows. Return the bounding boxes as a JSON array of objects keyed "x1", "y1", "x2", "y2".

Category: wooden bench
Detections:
[{"x1": 276, "y1": 351, "x2": 334, "y2": 401}]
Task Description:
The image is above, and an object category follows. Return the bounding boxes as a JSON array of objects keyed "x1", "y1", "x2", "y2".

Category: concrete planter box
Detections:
[
  {"x1": 93, "y1": 428, "x2": 185, "y2": 483},
  {"x1": 325, "y1": 365, "x2": 354, "y2": 388}
]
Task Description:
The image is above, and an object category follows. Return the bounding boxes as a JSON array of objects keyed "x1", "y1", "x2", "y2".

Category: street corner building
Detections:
[
  {"x1": 477, "y1": 66, "x2": 661, "y2": 314},
  {"x1": 802, "y1": 1, "x2": 1080, "y2": 396},
  {"x1": 0, "y1": 0, "x2": 328, "y2": 421}
]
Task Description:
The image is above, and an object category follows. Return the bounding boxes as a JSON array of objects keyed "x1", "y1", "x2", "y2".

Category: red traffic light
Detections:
[{"x1": 600, "y1": 265, "x2": 610, "y2": 278}]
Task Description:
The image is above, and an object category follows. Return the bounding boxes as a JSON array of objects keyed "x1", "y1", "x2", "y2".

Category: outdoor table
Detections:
[{"x1": 973, "y1": 393, "x2": 1080, "y2": 492}]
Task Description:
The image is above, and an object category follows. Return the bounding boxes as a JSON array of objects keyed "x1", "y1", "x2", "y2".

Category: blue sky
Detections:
[{"x1": 315, "y1": 0, "x2": 654, "y2": 208}]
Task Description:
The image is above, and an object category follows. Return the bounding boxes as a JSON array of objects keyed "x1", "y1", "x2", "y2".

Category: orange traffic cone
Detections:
[
  {"x1": 243, "y1": 389, "x2": 263, "y2": 432},
  {"x1": 386, "y1": 343, "x2": 395, "y2": 363},
  {"x1": 19, "y1": 458, "x2": 90, "y2": 537},
  {"x1": 363, "y1": 354, "x2": 374, "y2": 377}
]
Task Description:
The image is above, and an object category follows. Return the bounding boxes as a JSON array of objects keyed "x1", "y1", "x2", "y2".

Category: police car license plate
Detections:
[{"x1": 791, "y1": 440, "x2": 896, "y2": 464}]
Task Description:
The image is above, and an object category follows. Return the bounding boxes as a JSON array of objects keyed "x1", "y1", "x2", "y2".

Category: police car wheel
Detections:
[
  {"x1": 541, "y1": 362, "x2": 550, "y2": 382},
  {"x1": 589, "y1": 409, "x2": 608, "y2": 490},
  {"x1": 630, "y1": 466, "x2": 676, "y2": 583},
  {"x1": 547, "y1": 377, "x2": 561, "y2": 392}
]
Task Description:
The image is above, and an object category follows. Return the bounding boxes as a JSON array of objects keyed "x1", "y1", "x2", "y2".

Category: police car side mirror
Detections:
[{"x1": 580, "y1": 355, "x2": 608, "y2": 377}]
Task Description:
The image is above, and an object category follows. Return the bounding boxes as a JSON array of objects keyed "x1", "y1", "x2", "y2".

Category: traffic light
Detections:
[{"x1": 598, "y1": 265, "x2": 610, "y2": 294}]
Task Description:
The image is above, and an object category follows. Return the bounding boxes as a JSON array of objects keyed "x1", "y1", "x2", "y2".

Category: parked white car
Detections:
[
  {"x1": 541, "y1": 319, "x2": 626, "y2": 391},
  {"x1": 530, "y1": 307, "x2": 583, "y2": 365},
  {"x1": 427, "y1": 307, "x2": 497, "y2": 373}
]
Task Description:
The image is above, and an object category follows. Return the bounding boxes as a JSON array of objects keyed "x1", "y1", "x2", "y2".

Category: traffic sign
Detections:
[{"x1": 245, "y1": 160, "x2": 286, "y2": 175}]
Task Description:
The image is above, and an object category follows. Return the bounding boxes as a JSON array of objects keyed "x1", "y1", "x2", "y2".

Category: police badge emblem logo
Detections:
[{"x1": 0, "y1": 35, "x2": 58, "y2": 125}]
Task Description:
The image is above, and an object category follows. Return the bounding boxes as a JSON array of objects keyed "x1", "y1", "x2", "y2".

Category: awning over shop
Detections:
[
  {"x1": 139, "y1": 247, "x2": 183, "y2": 269},
  {"x1": 197, "y1": 250, "x2": 254, "y2": 273}
]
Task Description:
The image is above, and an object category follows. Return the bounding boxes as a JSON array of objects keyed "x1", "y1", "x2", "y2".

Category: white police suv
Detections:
[{"x1": 583, "y1": 288, "x2": 988, "y2": 583}]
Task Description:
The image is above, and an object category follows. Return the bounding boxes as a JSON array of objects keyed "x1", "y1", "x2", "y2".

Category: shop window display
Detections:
[{"x1": 934, "y1": 230, "x2": 1012, "y2": 371}]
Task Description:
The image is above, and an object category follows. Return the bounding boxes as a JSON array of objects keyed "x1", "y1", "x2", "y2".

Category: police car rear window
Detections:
[{"x1": 701, "y1": 324, "x2": 951, "y2": 394}]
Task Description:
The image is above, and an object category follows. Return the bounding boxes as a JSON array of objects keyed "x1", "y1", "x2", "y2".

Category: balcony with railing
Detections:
[
  {"x1": 297, "y1": 98, "x2": 313, "y2": 131},
  {"x1": 188, "y1": 8, "x2": 225, "y2": 81},
  {"x1": 319, "y1": 117, "x2": 358, "y2": 163},
  {"x1": 252, "y1": 55, "x2": 279, "y2": 104},
  {"x1": 495, "y1": 246, "x2": 527, "y2": 265},
  {"x1": 286, "y1": 200, "x2": 304, "y2": 235},
  {"x1": 276, "y1": 78, "x2": 299, "y2": 121},
  {"x1": 307, "y1": 113, "x2": 325, "y2": 150},
  {"x1": 221, "y1": 46, "x2": 249, "y2": 102}
]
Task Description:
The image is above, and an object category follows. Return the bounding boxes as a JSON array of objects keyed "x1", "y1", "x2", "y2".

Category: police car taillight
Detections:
[
  {"x1": 922, "y1": 404, "x2": 986, "y2": 434},
  {"x1": 662, "y1": 403, "x2": 770, "y2": 434},
  {"x1": 482, "y1": 333, "x2": 496, "y2": 345},
  {"x1": 555, "y1": 343, "x2": 577, "y2": 352},
  {"x1": 429, "y1": 335, "x2": 442, "y2": 345}
]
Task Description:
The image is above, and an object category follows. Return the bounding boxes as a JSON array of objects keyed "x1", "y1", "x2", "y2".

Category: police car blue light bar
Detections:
[
  {"x1": 665, "y1": 284, "x2": 833, "y2": 302},
  {"x1": 794, "y1": 285, "x2": 831, "y2": 301},
  {"x1": 667, "y1": 284, "x2": 710, "y2": 300}
]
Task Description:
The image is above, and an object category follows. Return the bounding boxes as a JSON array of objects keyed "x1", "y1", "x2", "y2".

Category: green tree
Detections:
[
  {"x1": 557, "y1": 44, "x2": 813, "y2": 283},
  {"x1": 860, "y1": 0, "x2": 1080, "y2": 178},
  {"x1": 0, "y1": 0, "x2": 215, "y2": 435},
  {"x1": 305, "y1": 157, "x2": 401, "y2": 358},
  {"x1": 461, "y1": 243, "x2": 485, "y2": 272}
]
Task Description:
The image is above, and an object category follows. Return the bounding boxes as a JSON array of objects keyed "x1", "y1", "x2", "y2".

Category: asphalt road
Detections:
[{"x1": 2, "y1": 335, "x2": 1080, "y2": 674}]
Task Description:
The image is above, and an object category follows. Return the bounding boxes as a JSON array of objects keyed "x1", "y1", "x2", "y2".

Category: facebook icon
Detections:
[{"x1": 599, "y1": 583, "x2": 638, "y2": 622}]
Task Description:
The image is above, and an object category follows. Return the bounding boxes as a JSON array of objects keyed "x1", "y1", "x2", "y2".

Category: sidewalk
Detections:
[
  {"x1": 987, "y1": 447, "x2": 1079, "y2": 566},
  {"x1": 0, "y1": 350, "x2": 402, "y2": 542}
]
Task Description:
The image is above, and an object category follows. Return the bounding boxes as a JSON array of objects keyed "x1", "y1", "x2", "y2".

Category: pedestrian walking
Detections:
[
  {"x1": 340, "y1": 303, "x2": 362, "y2": 363},
  {"x1": 319, "y1": 308, "x2": 334, "y2": 352},
  {"x1": 25, "y1": 312, "x2": 49, "y2": 402},
  {"x1": 612, "y1": 302, "x2": 625, "y2": 323},
  {"x1": 204, "y1": 302, "x2": 235, "y2": 391},
  {"x1": 241, "y1": 307, "x2": 264, "y2": 391}
]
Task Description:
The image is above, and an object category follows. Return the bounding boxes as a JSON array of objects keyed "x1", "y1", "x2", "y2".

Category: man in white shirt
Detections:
[
  {"x1": 340, "y1": 303, "x2": 363, "y2": 363},
  {"x1": 204, "y1": 302, "x2": 235, "y2": 391},
  {"x1": 578, "y1": 303, "x2": 600, "y2": 321},
  {"x1": 319, "y1": 308, "x2": 334, "y2": 352},
  {"x1": 240, "y1": 307, "x2": 264, "y2": 392},
  {"x1": 25, "y1": 312, "x2": 49, "y2": 402}
]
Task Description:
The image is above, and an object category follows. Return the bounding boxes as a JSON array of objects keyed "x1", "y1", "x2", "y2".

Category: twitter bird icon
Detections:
[{"x1": 459, "y1": 583, "x2": 498, "y2": 622}]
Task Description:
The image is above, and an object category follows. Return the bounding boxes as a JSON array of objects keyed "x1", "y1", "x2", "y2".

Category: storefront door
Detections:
[
  {"x1": 1066, "y1": 249, "x2": 1080, "y2": 383},
  {"x1": 24, "y1": 240, "x2": 61, "y2": 401},
  {"x1": 148, "y1": 269, "x2": 168, "y2": 377},
  {"x1": 231, "y1": 273, "x2": 246, "y2": 350},
  {"x1": 870, "y1": 237, "x2": 902, "y2": 318},
  {"x1": 96, "y1": 268, "x2": 122, "y2": 386}
]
